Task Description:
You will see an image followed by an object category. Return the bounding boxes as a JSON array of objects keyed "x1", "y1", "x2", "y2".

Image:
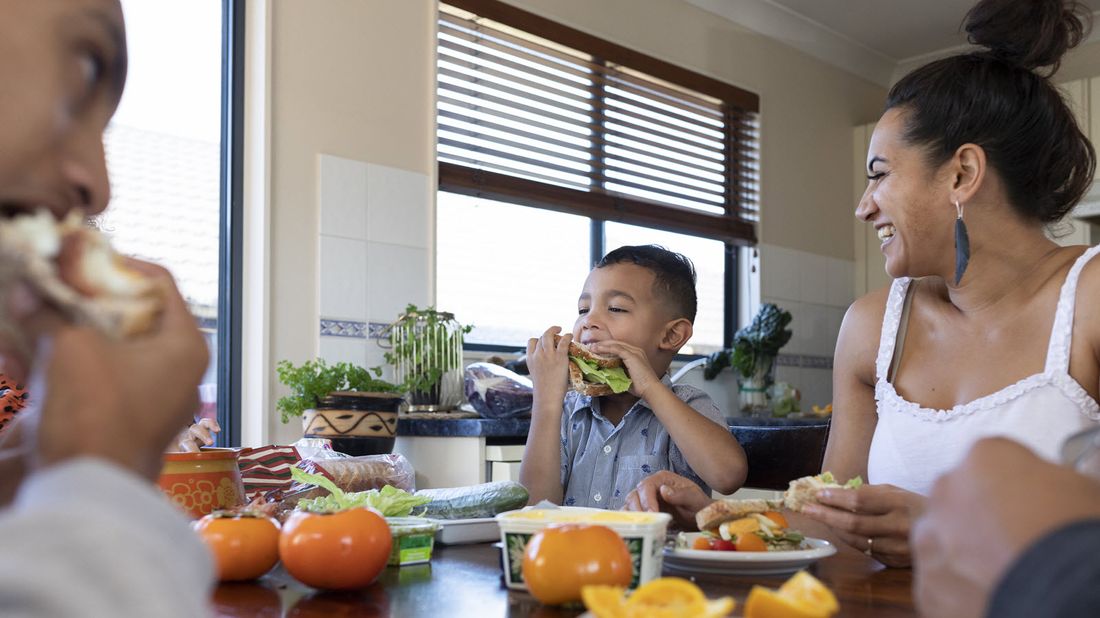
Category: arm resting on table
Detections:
[{"x1": 0, "y1": 458, "x2": 214, "y2": 617}]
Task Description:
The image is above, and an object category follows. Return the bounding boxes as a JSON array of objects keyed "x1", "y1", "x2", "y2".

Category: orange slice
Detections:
[
  {"x1": 581, "y1": 585, "x2": 628, "y2": 618},
  {"x1": 778, "y1": 571, "x2": 839, "y2": 614},
  {"x1": 745, "y1": 585, "x2": 833, "y2": 618}
]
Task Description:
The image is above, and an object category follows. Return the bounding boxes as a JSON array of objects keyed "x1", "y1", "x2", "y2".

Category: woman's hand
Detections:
[
  {"x1": 174, "y1": 418, "x2": 222, "y2": 453},
  {"x1": 621, "y1": 470, "x2": 713, "y2": 530},
  {"x1": 800, "y1": 483, "x2": 925, "y2": 567}
]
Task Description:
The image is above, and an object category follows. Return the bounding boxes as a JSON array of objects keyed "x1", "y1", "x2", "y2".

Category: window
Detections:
[
  {"x1": 436, "y1": 0, "x2": 758, "y2": 354},
  {"x1": 96, "y1": 1, "x2": 243, "y2": 443}
]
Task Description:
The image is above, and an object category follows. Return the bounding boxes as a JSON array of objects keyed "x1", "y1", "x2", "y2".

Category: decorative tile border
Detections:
[
  {"x1": 319, "y1": 319, "x2": 392, "y2": 339},
  {"x1": 368, "y1": 322, "x2": 390, "y2": 340},
  {"x1": 777, "y1": 353, "x2": 834, "y2": 370},
  {"x1": 320, "y1": 319, "x2": 367, "y2": 338}
]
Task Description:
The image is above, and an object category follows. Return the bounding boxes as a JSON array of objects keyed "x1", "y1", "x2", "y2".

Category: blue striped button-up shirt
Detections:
[{"x1": 557, "y1": 375, "x2": 727, "y2": 510}]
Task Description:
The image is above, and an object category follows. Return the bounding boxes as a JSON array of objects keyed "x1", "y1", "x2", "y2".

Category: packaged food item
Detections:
[
  {"x1": 386, "y1": 517, "x2": 440, "y2": 566},
  {"x1": 463, "y1": 362, "x2": 533, "y2": 419},
  {"x1": 262, "y1": 453, "x2": 416, "y2": 521},
  {"x1": 496, "y1": 507, "x2": 671, "y2": 592}
]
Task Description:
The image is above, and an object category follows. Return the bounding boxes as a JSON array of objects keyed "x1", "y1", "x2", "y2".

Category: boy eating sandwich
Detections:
[{"x1": 520, "y1": 245, "x2": 747, "y2": 508}]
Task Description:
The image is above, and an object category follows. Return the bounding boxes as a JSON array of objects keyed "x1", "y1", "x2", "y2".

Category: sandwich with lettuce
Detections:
[
  {"x1": 695, "y1": 472, "x2": 864, "y2": 532},
  {"x1": 554, "y1": 334, "x2": 631, "y2": 397}
]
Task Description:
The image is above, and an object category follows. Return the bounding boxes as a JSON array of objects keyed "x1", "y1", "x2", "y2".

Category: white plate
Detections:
[
  {"x1": 663, "y1": 534, "x2": 836, "y2": 576},
  {"x1": 429, "y1": 517, "x2": 499, "y2": 545}
]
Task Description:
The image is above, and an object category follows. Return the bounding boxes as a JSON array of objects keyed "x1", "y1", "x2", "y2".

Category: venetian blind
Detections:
[{"x1": 437, "y1": 1, "x2": 760, "y2": 244}]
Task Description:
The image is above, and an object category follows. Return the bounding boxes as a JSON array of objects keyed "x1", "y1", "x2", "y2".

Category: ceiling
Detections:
[{"x1": 685, "y1": 0, "x2": 1100, "y2": 86}]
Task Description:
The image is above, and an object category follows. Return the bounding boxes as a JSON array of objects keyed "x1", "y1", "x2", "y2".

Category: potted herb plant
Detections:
[
  {"x1": 703, "y1": 303, "x2": 793, "y2": 413},
  {"x1": 276, "y1": 359, "x2": 405, "y2": 455},
  {"x1": 382, "y1": 304, "x2": 472, "y2": 412}
]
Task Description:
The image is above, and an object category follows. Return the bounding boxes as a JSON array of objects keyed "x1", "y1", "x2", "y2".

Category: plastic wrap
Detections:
[{"x1": 463, "y1": 362, "x2": 533, "y2": 419}]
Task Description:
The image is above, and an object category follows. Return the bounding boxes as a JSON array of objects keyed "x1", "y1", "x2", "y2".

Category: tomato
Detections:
[
  {"x1": 522, "y1": 524, "x2": 632, "y2": 606},
  {"x1": 733, "y1": 532, "x2": 768, "y2": 552},
  {"x1": 763, "y1": 511, "x2": 789, "y2": 529},
  {"x1": 279, "y1": 508, "x2": 392, "y2": 590},
  {"x1": 195, "y1": 513, "x2": 281, "y2": 582},
  {"x1": 710, "y1": 538, "x2": 736, "y2": 551}
]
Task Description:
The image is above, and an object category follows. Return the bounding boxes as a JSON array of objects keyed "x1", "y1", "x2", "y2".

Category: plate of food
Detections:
[
  {"x1": 662, "y1": 472, "x2": 859, "y2": 576},
  {"x1": 664, "y1": 533, "x2": 836, "y2": 576}
]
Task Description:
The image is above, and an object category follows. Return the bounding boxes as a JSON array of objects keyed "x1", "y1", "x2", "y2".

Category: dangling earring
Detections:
[{"x1": 954, "y1": 200, "x2": 970, "y2": 285}]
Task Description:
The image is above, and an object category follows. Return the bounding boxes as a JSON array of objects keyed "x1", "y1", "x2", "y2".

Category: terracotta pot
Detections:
[
  {"x1": 301, "y1": 391, "x2": 402, "y2": 456},
  {"x1": 158, "y1": 448, "x2": 246, "y2": 518}
]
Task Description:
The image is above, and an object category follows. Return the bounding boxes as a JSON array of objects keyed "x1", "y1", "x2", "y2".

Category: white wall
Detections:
[{"x1": 250, "y1": 0, "x2": 887, "y2": 443}]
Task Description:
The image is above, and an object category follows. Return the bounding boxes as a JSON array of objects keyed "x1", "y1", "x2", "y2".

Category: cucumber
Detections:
[{"x1": 416, "y1": 481, "x2": 529, "y2": 519}]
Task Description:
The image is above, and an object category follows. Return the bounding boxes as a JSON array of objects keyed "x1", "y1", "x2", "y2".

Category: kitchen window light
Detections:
[
  {"x1": 94, "y1": 0, "x2": 243, "y2": 444},
  {"x1": 435, "y1": 0, "x2": 759, "y2": 353}
]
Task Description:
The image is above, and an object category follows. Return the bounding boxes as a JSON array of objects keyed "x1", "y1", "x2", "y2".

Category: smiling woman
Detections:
[{"x1": 808, "y1": 0, "x2": 1100, "y2": 567}]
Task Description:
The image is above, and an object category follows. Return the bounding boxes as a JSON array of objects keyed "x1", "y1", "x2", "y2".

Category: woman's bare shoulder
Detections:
[
  {"x1": 842, "y1": 284, "x2": 893, "y2": 336},
  {"x1": 1073, "y1": 247, "x2": 1100, "y2": 347},
  {"x1": 834, "y1": 284, "x2": 894, "y2": 385}
]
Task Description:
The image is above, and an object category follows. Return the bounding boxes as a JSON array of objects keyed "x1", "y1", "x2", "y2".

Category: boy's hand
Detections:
[
  {"x1": 588, "y1": 340, "x2": 660, "y2": 400},
  {"x1": 621, "y1": 470, "x2": 712, "y2": 530},
  {"x1": 527, "y1": 327, "x2": 571, "y2": 404}
]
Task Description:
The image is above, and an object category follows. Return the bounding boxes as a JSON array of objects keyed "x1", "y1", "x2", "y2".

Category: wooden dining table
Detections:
[{"x1": 211, "y1": 540, "x2": 915, "y2": 617}]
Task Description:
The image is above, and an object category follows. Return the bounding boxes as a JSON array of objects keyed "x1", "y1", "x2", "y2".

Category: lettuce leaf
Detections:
[
  {"x1": 291, "y1": 467, "x2": 431, "y2": 516},
  {"x1": 571, "y1": 357, "x2": 632, "y2": 394}
]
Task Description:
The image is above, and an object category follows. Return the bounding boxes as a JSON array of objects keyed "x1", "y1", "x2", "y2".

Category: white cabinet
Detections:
[
  {"x1": 1055, "y1": 78, "x2": 1100, "y2": 246},
  {"x1": 853, "y1": 122, "x2": 893, "y2": 297}
]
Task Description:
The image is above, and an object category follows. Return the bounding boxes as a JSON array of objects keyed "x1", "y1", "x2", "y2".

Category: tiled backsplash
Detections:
[
  {"x1": 758, "y1": 243, "x2": 854, "y2": 410},
  {"x1": 317, "y1": 154, "x2": 431, "y2": 378}
]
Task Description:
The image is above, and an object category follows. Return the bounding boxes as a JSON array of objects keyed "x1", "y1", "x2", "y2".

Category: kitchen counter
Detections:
[
  {"x1": 396, "y1": 414, "x2": 830, "y2": 438},
  {"x1": 397, "y1": 417, "x2": 530, "y2": 438}
]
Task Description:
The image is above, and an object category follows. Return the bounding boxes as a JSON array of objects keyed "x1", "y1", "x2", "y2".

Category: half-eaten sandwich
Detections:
[
  {"x1": 0, "y1": 209, "x2": 164, "y2": 354},
  {"x1": 695, "y1": 471, "x2": 863, "y2": 532},
  {"x1": 555, "y1": 334, "x2": 632, "y2": 397}
]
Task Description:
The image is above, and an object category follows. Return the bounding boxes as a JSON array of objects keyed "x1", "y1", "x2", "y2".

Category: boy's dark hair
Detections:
[{"x1": 596, "y1": 245, "x2": 697, "y2": 322}]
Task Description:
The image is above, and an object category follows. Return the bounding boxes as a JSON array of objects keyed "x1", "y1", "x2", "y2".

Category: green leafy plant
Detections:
[
  {"x1": 275, "y1": 358, "x2": 402, "y2": 423},
  {"x1": 704, "y1": 303, "x2": 793, "y2": 381},
  {"x1": 384, "y1": 304, "x2": 472, "y2": 403}
]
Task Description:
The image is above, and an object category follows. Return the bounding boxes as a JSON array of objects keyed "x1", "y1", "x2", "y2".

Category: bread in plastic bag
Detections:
[
  {"x1": 272, "y1": 452, "x2": 416, "y2": 509},
  {"x1": 463, "y1": 362, "x2": 533, "y2": 419}
]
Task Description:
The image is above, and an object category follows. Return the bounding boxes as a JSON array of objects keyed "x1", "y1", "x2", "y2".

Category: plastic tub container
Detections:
[
  {"x1": 386, "y1": 517, "x2": 440, "y2": 566},
  {"x1": 495, "y1": 507, "x2": 672, "y2": 591}
]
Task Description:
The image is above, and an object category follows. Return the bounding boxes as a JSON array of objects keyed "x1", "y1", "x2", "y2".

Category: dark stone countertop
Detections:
[
  {"x1": 396, "y1": 414, "x2": 830, "y2": 437},
  {"x1": 725, "y1": 415, "x2": 832, "y2": 427},
  {"x1": 396, "y1": 417, "x2": 532, "y2": 437}
]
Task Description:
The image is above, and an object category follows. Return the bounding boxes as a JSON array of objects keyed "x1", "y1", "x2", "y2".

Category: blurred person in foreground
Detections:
[
  {"x1": 0, "y1": 0, "x2": 213, "y2": 615},
  {"x1": 913, "y1": 437, "x2": 1100, "y2": 618}
]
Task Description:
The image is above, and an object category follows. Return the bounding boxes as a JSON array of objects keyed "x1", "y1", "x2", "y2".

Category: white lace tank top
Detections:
[{"x1": 867, "y1": 246, "x2": 1100, "y2": 496}]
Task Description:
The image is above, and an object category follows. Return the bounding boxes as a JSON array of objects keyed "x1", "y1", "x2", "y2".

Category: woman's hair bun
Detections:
[{"x1": 965, "y1": 0, "x2": 1092, "y2": 72}]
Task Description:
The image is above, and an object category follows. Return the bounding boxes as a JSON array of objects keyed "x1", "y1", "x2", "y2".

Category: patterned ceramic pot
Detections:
[
  {"x1": 158, "y1": 448, "x2": 246, "y2": 518},
  {"x1": 301, "y1": 391, "x2": 402, "y2": 456}
]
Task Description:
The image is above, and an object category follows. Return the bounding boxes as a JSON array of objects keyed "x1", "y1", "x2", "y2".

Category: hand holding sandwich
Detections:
[
  {"x1": 587, "y1": 339, "x2": 658, "y2": 400},
  {"x1": 800, "y1": 482, "x2": 924, "y2": 567},
  {"x1": 5, "y1": 258, "x2": 208, "y2": 484},
  {"x1": 519, "y1": 326, "x2": 574, "y2": 504}
]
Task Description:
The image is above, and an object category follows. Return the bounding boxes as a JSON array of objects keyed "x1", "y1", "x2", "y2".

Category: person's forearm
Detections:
[
  {"x1": 519, "y1": 395, "x2": 565, "y2": 505},
  {"x1": 645, "y1": 386, "x2": 746, "y2": 493},
  {"x1": 0, "y1": 418, "x2": 29, "y2": 507}
]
